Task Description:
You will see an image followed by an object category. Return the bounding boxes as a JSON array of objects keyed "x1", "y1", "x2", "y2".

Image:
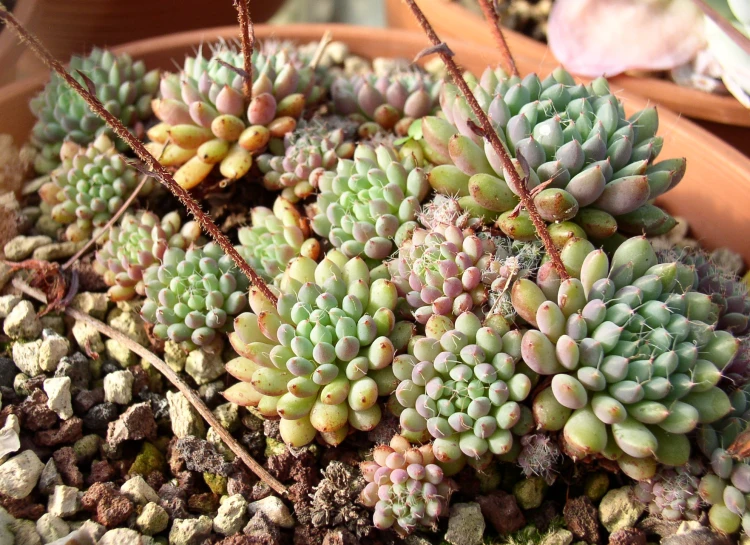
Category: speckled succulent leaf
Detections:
[
  {"x1": 29, "y1": 47, "x2": 160, "y2": 174},
  {"x1": 141, "y1": 241, "x2": 250, "y2": 350},
  {"x1": 147, "y1": 39, "x2": 324, "y2": 189},
  {"x1": 94, "y1": 210, "x2": 200, "y2": 301},
  {"x1": 49, "y1": 135, "x2": 150, "y2": 242},
  {"x1": 235, "y1": 197, "x2": 321, "y2": 284},
  {"x1": 230, "y1": 251, "x2": 409, "y2": 447},
  {"x1": 360, "y1": 435, "x2": 453, "y2": 536},
  {"x1": 424, "y1": 66, "x2": 684, "y2": 240},
  {"x1": 520, "y1": 237, "x2": 736, "y2": 476},
  {"x1": 311, "y1": 143, "x2": 430, "y2": 266}
]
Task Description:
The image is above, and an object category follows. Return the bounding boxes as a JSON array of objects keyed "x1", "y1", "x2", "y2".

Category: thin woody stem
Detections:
[
  {"x1": 0, "y1": 4, "x2": 279, "y2": 304},
  {"x1": 234, "y1": 0, "x2": 255, "y2": 100},
  {"x1": 12, "y1": 277, "x2": 287, "y2": 497},
  {"x1": 476, "y1": 0, "x2": 519, "y2": 77},
  {"x1": 403, "y1": 0, "x2": 569, "y2": 279}
]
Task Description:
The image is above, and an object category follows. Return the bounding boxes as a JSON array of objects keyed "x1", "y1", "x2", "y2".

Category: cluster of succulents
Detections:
[
  {"x1": 94, "y1": 210, "x2": 200, "y2": 301},
  {"x1": 30, "y1": 47, "x2": 160, "y2": 174},
  {"x1": 423, "y1": 67, "x2": 686, "y2": 240},
  {"x1": 387, "y1": 226, "x2": 495, "y2": 324},
  {"x1": 392, "y1": 312, "x2": 533, "y2": 468},
  {"x1": 694, "y1": 384, "x2": 750, "y2": 536},
  {"x1": 332, "y1": 71, "x2": 442, "y2": 133},
  {"x1": 634, "y1": 460, "x2": 705, "y2": 521},
  {"x1": 48, "y1": 135, "x2": 150, "y2": 241},
  {"x1": 525, "y1": 237, "x2": 738, "y2": 478},
  {"x1": 257, "y1": 123, "x2": 356, "y2": 202},
  {"x1": 312, "y1": 143, "x2": 430, "y2": 264},
  {"x1": 228, "y1": 251, "x2": 414, "y2": 447},
  {"x1": 22, "y1": 33, "x2": 750, "y2": 542},
  {"x1": 670, "y1": 248, "x2": 750, "y2": 335},
  {"x1": 235, "y1": 197, "x2": 321, "y2": 284},
  {"x1": 146, "y1": 40, "x2": 321, "y2": 189},
  {"x1": 360, "y1": 435, "x2": 453, "y2": 535},
  {"x1": 140, "y1": 242, "x2": 250, "y2": 349}
]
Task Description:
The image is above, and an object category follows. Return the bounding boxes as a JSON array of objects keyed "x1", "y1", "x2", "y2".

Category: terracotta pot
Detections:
[
  {"x1": 1, "y1": 23, "x2": 750, "y2": 262},
  {"x1": 0, "y1": 0, "x2": 38, "y2": 85},
  {"x1": 385, "y1": 0, "x2": 750, "y2": 136},
  {"x1": 0, "y1": 0, "x2": 284, "y2": 84}
]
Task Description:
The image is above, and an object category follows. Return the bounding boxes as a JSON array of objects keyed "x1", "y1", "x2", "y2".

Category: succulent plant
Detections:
[
  {"x1": 311, "y1": 143, "x2": 430, "y2": 264},
  {"x1": 30, "y1": 47, "x2": 160, "y2": 174},
  {"x1": 696, "y1": 385, "x2": 750, "y2": 536},
  {"x1": 94, "y1": 210, "x2": 201, "y2": 301},
  {"x1": 665, "y1": 248, "x2": 750, "y2": 335},
  {"x1": 484, "y1": 237, "x2": 546, "y2": 322},
  {"x1": 235, "y1": 197, "x2": 321, "y2": 284},
  {"x1": 423, "y1": 66, "x2": 686, "y2": 240},
  {"x1": 360, "y1": 434, "x2": 453, "y2": 536},
  {"x1": 49, "y1": 135, "x2": 149, "y2": 242},
  {"x1": 147, "y1": 40, "x2": 320, "y2": 190},
  {"x1": 387, "y1": 225, "x2": 495, "y2": 324},
  {"x1": 633, "y1": 460, "x2": 704, "y2": 521},
  {"x1": 525, "y1": 237, "x2": 738, "y2": 479},
  {"x1": 257, "y1": 123, "x2": 356, "y2": 202},
  {"x1": 225, "y1": 251, "x2": 414, "y2": 447},
  {"x1": 332, "y1": 71, "x2": 442, "y2": 133},
  {"x1": 392, "y1": 312, "x2": 534, "y2": 465},
  {"x1": 140, "y1": 242, "x2": 249, "y2": 349}
]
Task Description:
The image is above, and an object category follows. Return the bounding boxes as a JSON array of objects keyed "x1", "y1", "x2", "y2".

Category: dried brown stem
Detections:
[
  {"x1": 62, "y1": 174, "x2": 151, "y2": 271},
  {"x1": 234, "y1": 0, "x2": 255, "y2": 101},
  {"x1": 476, "y1": 0, "x2": 519, "y2": 77},
  {"x1": 0, "y1": 4, "x2": 279, "y2": 304},
  {"x1": 12, "y1": 276, "x2": 287, "y2": 497},
  {"x1": 403, "y1": 0, "x2": 569, "y2": 279}
]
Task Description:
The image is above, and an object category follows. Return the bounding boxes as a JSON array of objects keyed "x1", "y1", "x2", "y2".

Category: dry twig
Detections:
[
  {"x1": 234, "y1": 0, "x2": 255, "y2": 100},
  {"x1": 0, "y1": 3, "x2": 279, "y2": 304},
  {"x1": 476, "y1": 0, "x2": 519, "y2": 76},
  {"x1": 403, "y1": 0, "x2": 569, "y2": 279},
  {"x1": 12, "y1": 276, "x2": 287, "y2": 497}
]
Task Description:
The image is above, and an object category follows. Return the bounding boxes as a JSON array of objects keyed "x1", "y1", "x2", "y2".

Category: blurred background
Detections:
[{"x1": 0, "y1": 0, "x2": 385, "y2": 84}]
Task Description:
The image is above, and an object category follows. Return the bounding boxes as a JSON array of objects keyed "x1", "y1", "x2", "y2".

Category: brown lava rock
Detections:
[
  {"x1": 80, "y1": 482, "x2": 134, "y2": 528},
  {"x1": 34, "y1": 416, "x2": 83, "y2": 447},
  {"x1": 53, "y1": 447, "x2": 84, "y2": 488},
  {"x1": 87, "y1": 460, "x2": 117, "y2": 485},
  {"x1": 20, "y1": 390, "x2": 58, "y2": 430},
  {"x1": 476, "y1": 490, "x2": 526, "y2": 534},
  {"x1": 129, "y1": 365, "x2": 150, "y2": 396},
  {"x1": 158, "y1": 483, "x2": 190, "y2": 520},
  {"x1": 609, "y1": 528, "x2": 647, "y2": 545},
  {"x1": 227, "y1": 466, "x2": 256, "y2": 500},
  {"x1": 526, "y1": 500, "x2": 560, "y2": 533},
  {"x1": 0, "y1": 493, "x2": 45, "y2": 520},
  {"x1": 564, "y1": 496, "x2": 601, "y2": 544},
  {"x1": 106, "y1": 402, "x2": 157, "y2": 447}
]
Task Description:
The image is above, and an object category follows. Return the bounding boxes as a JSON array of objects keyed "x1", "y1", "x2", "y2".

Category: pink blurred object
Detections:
[{"x1": 548, "y1": 0, "x2": 707, "y2": 77}]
